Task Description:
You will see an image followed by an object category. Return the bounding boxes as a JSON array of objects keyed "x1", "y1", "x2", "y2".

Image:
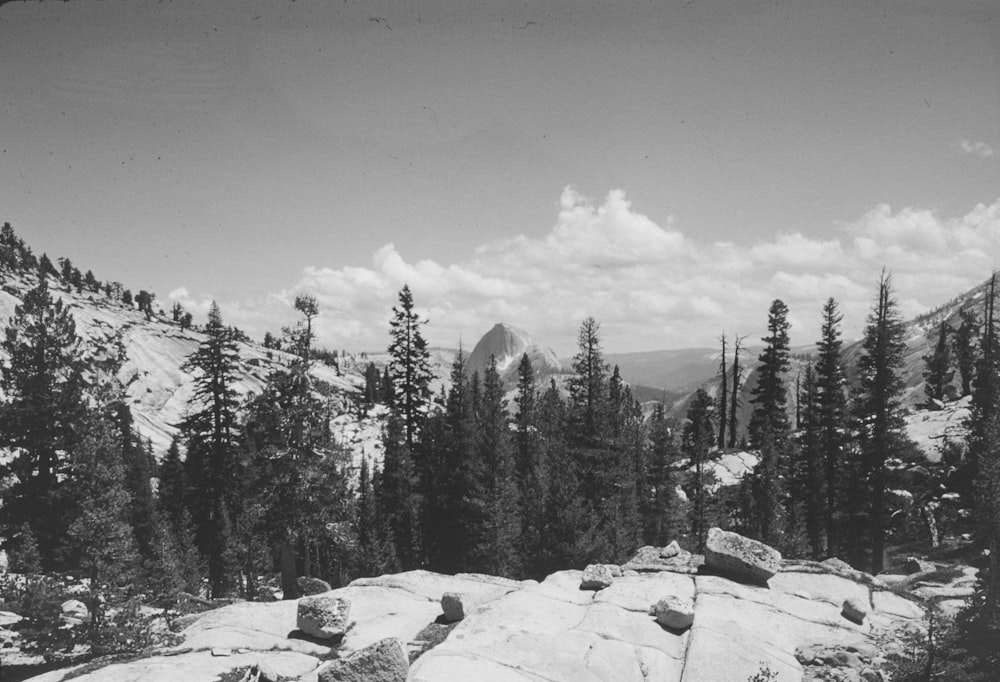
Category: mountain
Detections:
[
  {"x1": 0, "y1": 268, "x2": 376, "y2": 467},
  {"x1": 466, "y1": 322, "x2": 562, "y2": 386}
]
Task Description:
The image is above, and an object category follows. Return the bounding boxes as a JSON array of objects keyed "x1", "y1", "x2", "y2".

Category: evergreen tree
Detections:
[
  {"x1": 924, "y1": 320, "x2": 954, "y2": 403},
  {"x1": 0, "y1": 277, "x2": 85, "y2": 568},
  {"x1": 798, "y1": 363, "x2": 824, "y2": 558},
  {"x1": 746, "y1": 300, "x2": 791, "y2": 546},
  {"x1": 567, "y1": 317, "x2": 609, "y2": 443},
  {"x1": 954, "y1": 308, "x2": 980, "y2": 397},
  {"x1": 180, "y1": 301, "x2": 242, "y2": 597},
  {"x1": 38, "y1": 252, "x2": 58, "y2": 279},
  {"x1": 749, "y1": 299, "x2": 792, "y2": 446},
  {"x1": 605, "y1": 366, "x2": 643, "y2": 561},
  {"x1": 122, "y1": 289, "x2": 133, "y2": 307},
  {"x1": 645, "y1": 403, "x2": 682, "y2": 546},
  {"x1": 84, "y1": 270, "x2": 99, "y2": 292},
  {"x1": 853, "y1": 271, "x2": 909, "y2": 574},
  {"x1": 387, "y1": 285, "x2": 432, "y2": 449},
  {"x1": 684, "y1": 389, "x2": 715, "y2": 551},
  {"x1": 354, "y1": 457, "x2": 397, "y2": 576},
  {"x1": 728, "y1": 334, "x2": 747, "y2": 448},
  {"x1": 718, "y1": 333, "x2": 728, "y2": 449},
  {"x1": 815, "y1": 297, "x2": 847, "y2": 557},
  {"x1": 378, "y1": 414, "x2": 422, "y2": 569},
  {"x1": 513, "y1": 353, "x2": 547, "y2": 575},
  {"x1": 473, "y1": 356, "x2": 521, "y2": 575}
]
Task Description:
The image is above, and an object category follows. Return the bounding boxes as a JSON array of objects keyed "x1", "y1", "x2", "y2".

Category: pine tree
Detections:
[
  {"x1": 354, "y1": 457, "x2": 397, "y2": 576},
  {"x1": 645, "y1": 403, "x2": 681, "y2": 546},
  {"x1": 728, "y1": 334, "x2": 747, "y2": 448},
  {"x1": 853, "y1": 271, "x2": 909, "y2": 574},
  {"x1": 798, "y1": 363, "x2": 824, "y2": 558},
  {"x1": 180, "y1": 301, "x2": 243, "y2": 597},
  {"x1": 684, "y1": 389, "x2": 715, "y2": 551},
  {"x1": 387, "y1": 285, "x2": 432, "y2": 449},
  {"x1": 924, "y1": 320, "x2": 954, "y2": 403},
  {"x1": 718, "y1": 333, "x2": 728, "y2": 449},
  {"x1": 0, "y1": 277, "x2": 86, "y2": 568},
  {"x1": 954, "y1": 308, "x2": 980, "y2": 397},
  {"x1": 749, "y1": 299, "x2": 792, "y2": 446},
  {"x1": 514, "y1": 353, "x2": 547, "y2": 575},
  {"x1": 746, "y1": 300, "x2": 791, "y2": 546},
  {"x1": 815, "y1": 297, "x2": 847, "y2": 557},
  {"x1": 474, "y1": 356, "x2": 522, "y2": 575},
  {"x1": 378, "y1": 414, "x2": 422, "y2": 569},
  {"x1": 567, "y1": 317, "x2": 609, "y2": 443}
]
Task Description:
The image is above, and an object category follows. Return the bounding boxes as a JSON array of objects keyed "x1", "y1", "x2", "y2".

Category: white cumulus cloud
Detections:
[
  {"x1": 185, "y1": 189, "x2": 1000, "y2": 355},
  {"x1": 957, "y1": 138, "x2": 995, "y2": 159}
]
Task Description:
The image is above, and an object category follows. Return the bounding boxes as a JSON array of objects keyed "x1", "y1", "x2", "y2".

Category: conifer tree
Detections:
[
  {"x1": 853, "y1": 271, "x2": 908, "y2": 573},
  {"x1": 0, "y1": 277, "x2": 85, "y2": 567},
  {"x1": 815, "y1": 297, "x2": 847, "y2": 556},
  {"x1": 728, "y1": 334, "x2": 747, "y2": 448},
  {"x1": 924, "y1": 320, "x2": 954, "y2": 403},
  {"x1": 473, "y1": 356, "x2": 522, "y2": 575},
  {"x1": 718, "y1": 333, "x2": 728, "y2": 449},
  {"x1": 378, "y1": 413, "x2": 422, "y2": 569},
  {"x1": 749, "y1": 299, "x2": 792, "y2": 446},
  {"x1": 798, "y1": 363, "x2": 824, "y2": 558},
  {"x1": 645, "y1": 403, "x2": 681, "y2": 546},
  {"x1": 514, "y1": 353, "x2": 547, "y2": 575},
  {"x1": 684, "y1": 389, "x2": 715, "y2": 551},
  {"x1": 746, "y1": 300, "x2": 791, "y2": 546},
  {"x1": 537, "y1": 379, "x2": 586, "y2": 574},
  {"x1": 567, "y1": 317, "x2": 609, "y2": 443},
  {"x1": 38, "y1": 252, "x2": 58, "y2": 279},
  {"x1": 354, "y1": 457, "x2": 398, "y2": 576},
  {"x1": 605, "y1": 366, "x2": 642, "y2": 561},
  {"x1": 954, "y1": 308, "x2": 980, "y2": 397},
  {"x1": 181, "y1": 301, "x2": 243, "y2": 596},
  {"x1": 387, "y1": 285, "x2": 432, "y2": 449}
]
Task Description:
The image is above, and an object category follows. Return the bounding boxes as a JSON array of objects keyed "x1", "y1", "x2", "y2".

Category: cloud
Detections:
[
  {"x1": 956, "y1": 138, "x2": 995, "y2": 159},
  {"x1": 188, "y1": 189, "x2": 1000, "y2": 355}
]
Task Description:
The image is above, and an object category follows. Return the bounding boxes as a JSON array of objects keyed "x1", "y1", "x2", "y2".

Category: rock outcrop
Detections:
[
  {"x1": 297, "y1": 595, "x2": 350, "y2": 639},
  {"x1": 21, "y1": 541, "x2": 933, "y2": 682}
]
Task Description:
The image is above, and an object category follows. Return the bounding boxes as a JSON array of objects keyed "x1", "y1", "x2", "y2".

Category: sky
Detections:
[{"x1": 0, "y1": 0, "x2": 998, "y2": 356}]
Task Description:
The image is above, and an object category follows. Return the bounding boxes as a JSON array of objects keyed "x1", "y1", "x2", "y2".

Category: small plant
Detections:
[{"x1": 746, "y1": 662, "x2": 779, "y2": 682}]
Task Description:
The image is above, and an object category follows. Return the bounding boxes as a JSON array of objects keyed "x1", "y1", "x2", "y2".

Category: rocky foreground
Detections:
[{"x1": 20, "y1": 529, "x2": 959, "y2": 682}]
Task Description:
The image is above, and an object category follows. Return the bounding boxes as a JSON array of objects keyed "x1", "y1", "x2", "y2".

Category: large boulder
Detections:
[
  {"x1": 60, "y1": 599, "x2": 90, "y2": 627},
  {"x1": 297, "y1": 595, "x2": 350, "y2": 639},
  {"x1": 316, "y1": 637, "x2": 408, "y2": 682},
  {"x1": 703, "y1": 527, "x2": 781, "y2": 585}
]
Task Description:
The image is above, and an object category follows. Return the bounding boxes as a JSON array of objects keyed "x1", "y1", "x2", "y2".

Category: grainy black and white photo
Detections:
[{"x1": 0, "y1": 1, "x2": 998, "y2": 680}]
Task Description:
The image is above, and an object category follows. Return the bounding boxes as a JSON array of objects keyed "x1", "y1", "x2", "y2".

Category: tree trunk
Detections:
[{"x1": 280, "y1": 541, "x2": 299, "y2": 600}]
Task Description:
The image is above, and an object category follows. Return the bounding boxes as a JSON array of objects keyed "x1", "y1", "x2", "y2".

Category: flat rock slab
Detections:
[
  {"x1": 297, "y1": 595, "x2": 351, "y2": 639},
  {"x1": 317, "y1": 637, "x2": 408, "y2": 682},
  {"x1": 22, "y1": 651, "x2": 319, "y2": 682},
  {"x1": 704, "y1": 527, "x2": 782, "y2": 585},
  {"x1": 622, "y1": 545, "x2": 705, "y2": 574}
]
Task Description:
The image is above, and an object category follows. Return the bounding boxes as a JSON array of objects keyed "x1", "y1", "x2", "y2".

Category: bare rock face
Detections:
[
  {"x1": 704, "y1": 527, "x2": 782, "y2": 585},
  {"x1": 317, "y1": 637, "x2": 408, "y2": 682},
  {"x1": 580, "y1": 564, "x2": 621, "y2": 590},
  {"x1": 297, "y1": 595, "x2": 350, "y2": 639},
  {"x1": 651, "y1": 595, "x2": 694, "y2": 630}
]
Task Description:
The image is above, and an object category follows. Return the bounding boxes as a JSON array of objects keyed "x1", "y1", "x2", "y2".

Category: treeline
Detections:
[{"x1": 0, "y1": 221, "x2": 193, "y2": 326}]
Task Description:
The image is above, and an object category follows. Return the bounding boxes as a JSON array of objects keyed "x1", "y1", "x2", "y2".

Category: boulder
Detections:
[
  {"x1": 661, "y1": 540, "x2": 681, "y2": 558},
  {"x1": 580, "y1": 563, "x2": 621, "y2": 590},
  {"x1": 704, "y1": 527, "x2": 781, "y2": 585},
  {"x1": 297, "y1": 595, "x2": 350, "y2": 639},
  {"x1": 842, "y1": 596, "x2": 869, "y2": 624},
  {"x1": 317, "y1": 636, "x2": 408, "y2": 682},
  {"x1": 650, "y1": 595, "x2": 694, "y2": 630},
  {"x1": 441, "y1": 592, "x2": 467, "y2": 622},
  {"x1": 60, "y1": 598, "x2": 90, "y2": 626},
  {"x1": 298, "y1": 575, "x2": 333, "y2": 596}
]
